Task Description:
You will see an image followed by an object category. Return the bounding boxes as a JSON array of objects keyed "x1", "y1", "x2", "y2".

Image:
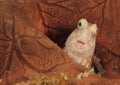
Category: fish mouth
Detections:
[{"x1": 77, "y1": 40, "x2": 85, "y2": 45}]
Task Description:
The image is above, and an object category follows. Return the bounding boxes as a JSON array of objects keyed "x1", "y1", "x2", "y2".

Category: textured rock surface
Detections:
[
  {"x1": 0, "y1": 0, "x2": 120, "y2": 85},
  {"x1": 0, "y1": 0, "x2": 72, "y2": 84},
  {"x1": 32, "y1": 0, "x2": 120, "y2": 73}
]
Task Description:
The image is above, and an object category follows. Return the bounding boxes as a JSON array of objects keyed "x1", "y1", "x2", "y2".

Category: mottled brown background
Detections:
[{"x1": 0, "y1": 0, "x2": 120, "y2": 85}]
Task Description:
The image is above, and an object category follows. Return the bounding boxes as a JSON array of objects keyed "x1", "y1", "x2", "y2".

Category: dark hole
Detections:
[{"x1": 45, "y1": 27, "x2": 73, "y2": 48}]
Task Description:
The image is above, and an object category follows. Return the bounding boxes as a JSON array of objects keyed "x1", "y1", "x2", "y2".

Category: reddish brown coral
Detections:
[{"x1": 0, "y1": 0, "x2": 120, "y2": 85}]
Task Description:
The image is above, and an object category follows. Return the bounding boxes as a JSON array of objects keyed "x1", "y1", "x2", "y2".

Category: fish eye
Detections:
[{"x1": 78, "y1": 21, "x2": 81, "y2": 27}]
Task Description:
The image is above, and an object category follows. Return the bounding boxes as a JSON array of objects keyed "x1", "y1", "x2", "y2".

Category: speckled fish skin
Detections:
[{"x1": 64, "y1": 18, "x2": 97, "y2": 68}]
